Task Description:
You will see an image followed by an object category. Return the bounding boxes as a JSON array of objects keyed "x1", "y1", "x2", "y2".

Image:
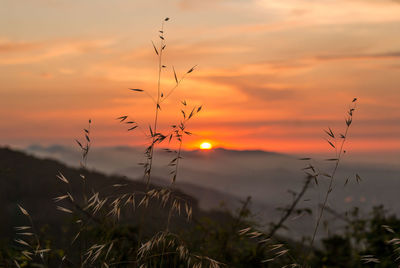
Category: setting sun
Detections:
[{"x1": 200, "y1": 142, "x2": 212, "y2": 150}]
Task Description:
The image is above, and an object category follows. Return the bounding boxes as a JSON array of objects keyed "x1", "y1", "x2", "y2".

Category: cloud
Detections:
[
  {"x1": 193, "y1": 117, "x2": 400, "y2": 128},
  {"x1": 255, "y1": 0, "x2": 400, "y2": 29},
  {"x1": 0, "y1": 40, "x2": 42, "y2": 53},
  {"x1": 196, "y1": 60, "x2": 312, "y2": 79},
  {"x1": 315, "y1": 51, "x2": 400, "y2": 61},
  {"x1": 189, "y1": 60, "x2": 311, "y2": 103},
  {"x1": 243, "y1": 86, "x2": 296, "y2": 101},
  {"x1": 120, "y1": 41, "x2": 252, "y2": 64},
  {"x1": 0, "y1": 38, "x2": 116, "y2": 65},
  {"x1": 177, "y1": 0, "x2": 251, "y2": 10},
  {"x1": 206, "y1": 75, "x2": 298, "y2": 101}
]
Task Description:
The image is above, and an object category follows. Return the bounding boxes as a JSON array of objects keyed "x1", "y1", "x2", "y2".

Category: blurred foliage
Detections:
[
  {"x1": 2, "y1": 148, "x2": 400, "y2": 267},
  {"x1": 312, "y1": 205, "x2": 400, "y2": 267}
]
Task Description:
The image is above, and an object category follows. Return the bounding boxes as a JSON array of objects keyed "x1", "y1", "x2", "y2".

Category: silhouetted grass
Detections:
[{"x1": 8, "y1": 18, "x2": 400, "y2": 268}]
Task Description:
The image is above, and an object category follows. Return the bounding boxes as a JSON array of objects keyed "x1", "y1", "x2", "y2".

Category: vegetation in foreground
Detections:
[
  {"x1": 1, "y1": 148, "x2": 400, "y2": 267},
  {"x1": 0, "y1": 18, "x2": 398, "y2": 267}
]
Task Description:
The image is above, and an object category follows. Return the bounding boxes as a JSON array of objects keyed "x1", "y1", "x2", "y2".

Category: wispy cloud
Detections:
[
  {"x1": 203, "y1": 75, "x2": 298, "y2": 102},
  {"x1": 0, "y1": 38, "x2": 116, "y2": 65},
  {"x1": 1, "y1": 0, "x2": 399, "y2": 154},
  {"x1": 177, "y1": 0, "x2": 252, "y2": 10},
  {"x1": 0, "y1": 40, "x2": 42, "y2": 53},
  {"x1": 315, "y1": 51, "x2": 400, "y2": 61}
]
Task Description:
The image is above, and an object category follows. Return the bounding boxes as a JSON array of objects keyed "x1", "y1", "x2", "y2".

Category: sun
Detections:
[{"x1": 199, "y1": 142, "x2": 212, "y2": 150}]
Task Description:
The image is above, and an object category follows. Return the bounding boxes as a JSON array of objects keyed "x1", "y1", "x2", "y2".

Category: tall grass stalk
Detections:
[
  {"x1": 120, "y1": 18, "x2": 196, "y2": 187},
  {"x1": 303, "y1": 98, "x2": 357, "y2": 266},
  {"x1": 148, "y1": 18, "x2": 167, "y2": 187},
  {"x1": 9, "y1": 16, "x2": 365, "y2": 267}
]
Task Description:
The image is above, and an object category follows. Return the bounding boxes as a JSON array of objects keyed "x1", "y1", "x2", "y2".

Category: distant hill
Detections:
[
  {"x1": 0, "y1": 147, "x2": 229, "y2": 245},
  {"x1": 24, "y1": 145, "x2": 297, "y2": 210},
  {"x1": 24, "y1": 144, "x2": 248, "y2": 211},
  {"x1": 23, "y1": 144, "x2": 400, "y2": 240}
]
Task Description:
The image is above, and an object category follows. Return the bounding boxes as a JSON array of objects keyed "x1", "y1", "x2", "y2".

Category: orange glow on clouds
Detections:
[{"x1": 1, "y1": 0, "x2": 400, "y2": 156}]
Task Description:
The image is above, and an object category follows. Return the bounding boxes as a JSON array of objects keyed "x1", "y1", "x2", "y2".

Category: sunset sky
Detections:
[{"x1": 1, "y1": 0, "x2": 400, "y2": 155}]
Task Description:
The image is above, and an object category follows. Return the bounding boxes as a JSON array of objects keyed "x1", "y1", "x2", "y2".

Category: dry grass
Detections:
[
  {"x1": 11, "y1": 18, "x2": 218, "y2": 268},
  {"x1": 11, "y1": 18, "x2": 375, "y2": 268}
]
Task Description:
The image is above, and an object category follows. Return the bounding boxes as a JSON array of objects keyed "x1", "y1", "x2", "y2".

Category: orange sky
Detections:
[{"x1": 1, "y1": 0, "x2": 400, "y2": 155}]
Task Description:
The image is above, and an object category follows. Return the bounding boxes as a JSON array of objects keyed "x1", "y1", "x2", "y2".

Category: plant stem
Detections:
[
  {"x1": 146, "y1": 21, "x2": 165, "y2": 186},
  {"x1": 268, "y1": 175, "x2": 312, "y2": 239},
  {"x1": 303, "y1": 100, "x2": 356, "y2": 266}
]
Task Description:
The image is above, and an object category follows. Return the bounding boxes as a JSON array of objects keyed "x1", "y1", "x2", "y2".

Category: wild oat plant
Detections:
[
  {"x1": 12, "y1": 18, "x2": 216, "y2": 268},
  {"x1": 14, "y1": 18, "x2": 399, "y2": 268}
]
